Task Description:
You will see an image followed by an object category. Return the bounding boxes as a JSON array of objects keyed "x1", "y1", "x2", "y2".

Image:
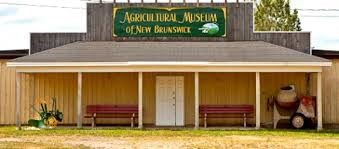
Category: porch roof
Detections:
[{"x1": 8, "y1": 41, "x2": 330, "y2": 67}]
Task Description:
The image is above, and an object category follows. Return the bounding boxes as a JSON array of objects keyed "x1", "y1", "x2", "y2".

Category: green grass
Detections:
[
  {"x1": 1, "y1": 126, "x2": 339, "y2": 139},
  {"x1": 2, "y1": 127, "x2": 339, "y2": 148}
]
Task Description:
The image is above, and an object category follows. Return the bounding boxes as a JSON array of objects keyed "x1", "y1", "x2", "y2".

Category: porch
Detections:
[
  {"x1": 13, "y1": 72, "x2": 323, "y2": 129},
  {"x1": 7, "y1": 41, "x2": 331, "y2": 130}
]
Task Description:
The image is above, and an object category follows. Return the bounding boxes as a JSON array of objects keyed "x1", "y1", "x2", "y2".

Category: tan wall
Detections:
[
  {"x1": 0, "y1": 60, "x2": 32, "y2": 125},
  {"x1": 0, "y1": 60, "x2": 17, "y2": 124},
  {"x1": 200, "y1": 72, "x2": 256, "y2": 125},
  {"x1": 0, "y1": 60, "x2": 315, "y2": 126},
  {"x1": 31, "y1": 73, "x2": 77, "y2": 124},
  {"x1": 260, "y1": 73, "x2": 307, "y2": 124},
  {"x1": 83, "y1": 73, "x2": 138, "y2": 124},
  {"x1": 321, "y1": 59, "x2": 339, "y2": 124},
  {"x1": 200, "y1": 72, "x2": 307, "y2": 125}
]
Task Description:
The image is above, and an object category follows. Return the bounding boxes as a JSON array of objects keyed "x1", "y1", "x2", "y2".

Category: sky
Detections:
[{"x1": 0, "y1": 0, "x2": 338, "y2": 50}]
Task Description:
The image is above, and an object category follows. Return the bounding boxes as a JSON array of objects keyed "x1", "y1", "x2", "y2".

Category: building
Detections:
[
  {"x1": 0, "y1": 2, "x2": 333, "y2": 130},
  {"x1": 313, "y1": 49, "x2": 339, "y2": 129}
]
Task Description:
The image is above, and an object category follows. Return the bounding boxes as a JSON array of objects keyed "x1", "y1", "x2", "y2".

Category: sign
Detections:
[{"x1": 113, "y1": 7, "x2": 226, "y2": 37}]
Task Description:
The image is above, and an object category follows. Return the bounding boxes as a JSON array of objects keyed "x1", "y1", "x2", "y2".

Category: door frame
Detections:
[{"x1": 155, "y1": 76, "x2": 185, "y2": 126}]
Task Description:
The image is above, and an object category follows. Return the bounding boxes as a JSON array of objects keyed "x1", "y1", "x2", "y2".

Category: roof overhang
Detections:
[
  {"x1": 7, "y1": 61, "x2": 332, "y2": 67},
  {"x1": 9, "y1": 62, "x2": 328, "y2": 73}
]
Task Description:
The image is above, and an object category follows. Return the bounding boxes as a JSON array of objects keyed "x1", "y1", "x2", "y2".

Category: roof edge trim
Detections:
[{"x1": 7, "y1": 61, "x2": 332, "y2": 67}]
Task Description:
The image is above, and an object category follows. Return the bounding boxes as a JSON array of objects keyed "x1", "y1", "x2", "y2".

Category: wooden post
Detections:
[
  {"x1": 194, "y1": 72, "x2": 199, "y2": 129},
  {"x1": 255, "y1": 72, "x2": 260, "y2": 129},
  {"x1": 306, "y1": 73, "x2": 311, "y2": 96},
  {"x1": 29, "y1": 74, "x2": 35, "y2": 121},
  {"x1": 138, "y1": 72, "x2": 143, "y2": 129},
  {"x1": 16, "y1": 72, "x2": 21, "y2": 130},
  {"x1": 77, "y1": 72, "x2": 82, "y2": 128},
  {"x1": 317, "y1": 72, "x2": 323, "y2": 130}
]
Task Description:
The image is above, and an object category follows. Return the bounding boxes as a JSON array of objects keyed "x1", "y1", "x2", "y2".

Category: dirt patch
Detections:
[{"x1": 1, "y1": 135, "x2": 339, "y2": 149}]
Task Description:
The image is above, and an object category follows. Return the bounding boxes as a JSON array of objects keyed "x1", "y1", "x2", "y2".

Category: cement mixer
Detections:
[{"x1": 274, "y1": 85, "x2": 316, "y2": 129}]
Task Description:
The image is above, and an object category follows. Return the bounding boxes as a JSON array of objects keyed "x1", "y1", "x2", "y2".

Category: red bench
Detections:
[
  {"x1": 84, "y1": 105, "x2": 138, "y2": 128},
  {"x1": 199, "y1": 105, "x2": 254, "y2": 128}
]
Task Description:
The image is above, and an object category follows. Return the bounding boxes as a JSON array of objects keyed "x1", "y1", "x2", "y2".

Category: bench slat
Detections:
[
  {"x1": 86, "y1": 105, "x2": 138, "y2": 115},
  {"x1": 200, "y1": 111, "x2": 253, "y2": 113},
  {"x1": 87, "y1": 109, "x2": 137, "y2": 111},
  {"x1": 199, "y1": 104, "x2": 254, "y2": 114},
  {"x1": 84, "y1": 115, "x2": 139, "y2": 118},
  {"x1": 199, "y1": 108, "x2": 254, "y2": 110},
  {"x1": 200, "y1": 104, "x2": 253, "y2": 107},
  {"x1": 199, "y1": 115, "x2": 254, "y2": 118}
]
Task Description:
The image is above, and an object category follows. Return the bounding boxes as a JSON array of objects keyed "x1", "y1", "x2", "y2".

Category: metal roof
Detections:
[
  {"x1": 313, "y1": 49, "x2": 339, "y2": 59},
  {"x1": 0, "y1": 49, "x2": 28, "y2": 59}
]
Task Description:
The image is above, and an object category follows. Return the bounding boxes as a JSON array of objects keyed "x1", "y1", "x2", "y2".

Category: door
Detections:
[{"x1": 156, "y1": 76, "x2": 184, "y2": 126}]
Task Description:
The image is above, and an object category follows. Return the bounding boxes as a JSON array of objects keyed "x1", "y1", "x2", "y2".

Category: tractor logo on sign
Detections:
[{"x1": 199, "y1": 23, "x2": 219, "y2": 35}]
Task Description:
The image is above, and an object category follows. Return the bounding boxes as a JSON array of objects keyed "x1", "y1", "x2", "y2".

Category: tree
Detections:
[{"x1": 254, "y1": 0, "x2": 302, "y2": 31}]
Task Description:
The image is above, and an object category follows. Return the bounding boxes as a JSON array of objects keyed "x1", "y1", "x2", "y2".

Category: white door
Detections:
[{"x1": 156, "y1": 76, "x2": 184, "y2": 126}]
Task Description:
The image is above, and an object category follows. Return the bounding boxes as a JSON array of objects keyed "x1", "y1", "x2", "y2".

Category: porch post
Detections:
[
  {"x1": 317, "y1": 72, "x2": 323, "y2": 130},
  {"x1": 255, "y1": 72, "x2": 260, "y2": 129},
  {"x1": 77, "y1": 72, "x2": 82, "y2": 128},
  {"x1": 16, "y1": 72, "x2": 21, "y2": 130},
  {"x1": 138, "y1": 72, "x2": 143, "y2": 129},
  {"x1": 194, "y1": 72, "x2": 199, "y2": 129}
]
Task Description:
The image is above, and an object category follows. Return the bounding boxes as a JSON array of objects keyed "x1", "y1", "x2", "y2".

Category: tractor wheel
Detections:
[{"x1": 290, "y1": 113, "x2": 306, "y2": 129}]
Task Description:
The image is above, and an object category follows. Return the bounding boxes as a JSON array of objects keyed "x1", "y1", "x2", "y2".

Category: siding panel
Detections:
[
  {"x1": 253, "y1": 32, "x2": 311, "y2": 54},
  {"x1": 322, "y1": 59, "x2": 339, "y2": 125},
  {"x1": 30, "y1": 33, "x2": 86, "y2": 54}
]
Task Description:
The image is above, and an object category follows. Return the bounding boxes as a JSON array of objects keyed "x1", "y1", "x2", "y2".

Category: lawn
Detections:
[{"x1": 1, "y1": 126, "x2": 339, "y2": 148}]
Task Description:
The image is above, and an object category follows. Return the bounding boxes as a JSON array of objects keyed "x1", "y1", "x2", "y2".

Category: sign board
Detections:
[{"x1": 113, "y1": 7, "x2": 226, "y2": 37}]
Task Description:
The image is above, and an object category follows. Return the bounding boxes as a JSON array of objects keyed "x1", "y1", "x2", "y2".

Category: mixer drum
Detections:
[{"x1": 276, "y1": 86, "x2": 298, "y2": 109}]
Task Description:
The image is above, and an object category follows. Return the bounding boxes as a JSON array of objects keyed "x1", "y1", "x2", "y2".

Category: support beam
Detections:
[
  {"x1": 317, "y1": 72, "x2": 323, "y2": 130},
  {"x1": 194, "y1": 72, "x2": 199, "y2": 129},
  {"x1": 77, "y1": 72, "x2": 82, "y2": 128},
  {"x1": 29, "y1": 74, "x2": 35, "y2": 120},
  {"x1": 255, "y1": 72, "x2": 260, "y2": 129},
  {"x1": 16, "y1": 72, "x2": 21, "y2": 130},
  {"x1": 138, "y1": 72, "x2": 143, "y2": 129}
]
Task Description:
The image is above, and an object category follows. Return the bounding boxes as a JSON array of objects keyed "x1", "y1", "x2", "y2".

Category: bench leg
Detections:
[
  {"x1": 273, "y1": 119, "x2": 278, "y2": 129},
  {"x1": 204, "y1": 113, "x2": 207, "y2": 128},
  {"x1": 131, "y1": 117, "x2": 134, "y2": 128},
  {"x1": 131, "y1": 113, "x2": 135, "y2": 128},
  {"x1": 91, "y1": 113, "x2": 96, "y2": 128},
  {"x1": 243, "y1": 113, "x2": 247, "y2": 128},
  {"x1": 91, "y1": 117, "x2": 96, "y2": 128}
]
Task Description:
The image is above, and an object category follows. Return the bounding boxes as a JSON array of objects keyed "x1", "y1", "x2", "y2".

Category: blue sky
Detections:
[{"x1": 0, "y1": 0, "x2": 338, "y2": 50}]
